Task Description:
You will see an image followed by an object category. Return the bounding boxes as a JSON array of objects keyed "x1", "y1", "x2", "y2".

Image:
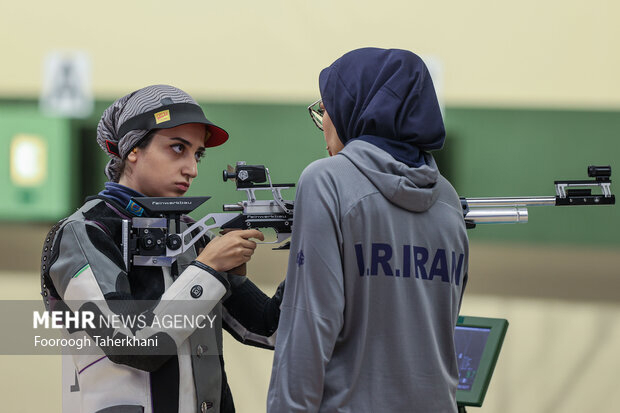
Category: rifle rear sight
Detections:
[{"x1": 223, "y1": 163, "x2": 268, "y2": 189}]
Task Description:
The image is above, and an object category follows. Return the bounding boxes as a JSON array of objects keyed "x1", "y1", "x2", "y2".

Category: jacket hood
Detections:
[
  {"x1": 340, "y1": 140, "x2": 440, "y2": 212},
  {"x1": 319, "y1": 47, "x2": 445, "y2": 167}
]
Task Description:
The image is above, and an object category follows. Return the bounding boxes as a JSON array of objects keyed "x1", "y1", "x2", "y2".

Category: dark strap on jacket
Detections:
[{"x1": 41, "y1": 218, "x2": 67, "y2": 311}]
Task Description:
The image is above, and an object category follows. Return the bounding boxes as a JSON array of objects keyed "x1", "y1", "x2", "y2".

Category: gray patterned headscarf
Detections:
[{"x1": 96, "y1": 84, "x2": 227, "y2": 182}]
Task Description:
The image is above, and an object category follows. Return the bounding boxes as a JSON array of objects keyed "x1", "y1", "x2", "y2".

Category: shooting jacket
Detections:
[{"x1": 42, "y1": 196, "x2": 283, "y2": 413}]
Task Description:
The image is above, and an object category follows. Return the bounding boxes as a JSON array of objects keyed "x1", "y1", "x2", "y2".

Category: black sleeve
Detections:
[{"x1": 222, "y1": 276, "x2": 285, "y2": 348}]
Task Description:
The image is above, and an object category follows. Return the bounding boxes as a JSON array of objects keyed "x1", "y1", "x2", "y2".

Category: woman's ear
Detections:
[{"x1": 126, "y1": 147, "x2": 139, "y2": 163}]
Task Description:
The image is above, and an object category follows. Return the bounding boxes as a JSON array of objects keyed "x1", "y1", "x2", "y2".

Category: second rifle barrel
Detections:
[
  {"x1": 465, "y1": 196, "x2": 556, "y2": 207},
  {"x1": 465, "y1": 208, "x2": 529, "y2": 224}
]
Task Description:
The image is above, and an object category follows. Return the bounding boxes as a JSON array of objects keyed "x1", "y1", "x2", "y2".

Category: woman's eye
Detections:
[
  {"x1": 195, "y1": 152, "x2": 205, "y2": 163},
  {"x1": 171, "y1": 144, "x2": 184, "y2": 154}
]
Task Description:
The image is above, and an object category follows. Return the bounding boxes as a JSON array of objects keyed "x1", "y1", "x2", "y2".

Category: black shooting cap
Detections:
[{"x1": 117, "y1": 102, "x2": 228, "y2": 148}]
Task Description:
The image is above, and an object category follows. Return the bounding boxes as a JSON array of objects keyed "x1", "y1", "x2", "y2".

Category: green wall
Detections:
[{"x1": 2, "y1": 100, "x2": 618, "y2": 246}]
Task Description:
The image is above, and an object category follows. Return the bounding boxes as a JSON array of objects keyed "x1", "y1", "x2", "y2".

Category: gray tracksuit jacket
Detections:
[{"x1": 268, "y1": 140, "x2": 469, "y2": 412}]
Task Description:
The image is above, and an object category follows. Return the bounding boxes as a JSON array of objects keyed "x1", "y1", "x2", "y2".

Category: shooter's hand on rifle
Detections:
[{"x1": 197, "y1": 229, "x2": 264, "y2": 272}]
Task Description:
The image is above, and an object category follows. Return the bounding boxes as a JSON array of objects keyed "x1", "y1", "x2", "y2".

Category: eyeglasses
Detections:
[{"x1": 307, "y1": 98, "x2": 324, "y2": 131}]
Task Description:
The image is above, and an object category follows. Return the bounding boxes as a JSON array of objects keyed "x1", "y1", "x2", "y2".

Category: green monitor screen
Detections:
[{"x1": 455, "y1": 315, "x2": 508, "y2": 407}]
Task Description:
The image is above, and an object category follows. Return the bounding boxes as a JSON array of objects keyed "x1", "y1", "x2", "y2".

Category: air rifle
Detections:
[
  {"x1": 462, "y1": 165, "x2": 614, "y2": 228},
  {"x1": 121, "y1": 164, "x2": 614, "y2": 269}
]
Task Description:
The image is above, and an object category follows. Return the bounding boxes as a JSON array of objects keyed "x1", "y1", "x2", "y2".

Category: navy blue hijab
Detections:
[{"x1": 319, "y1": 48, "x2": 445, "y2": 167}]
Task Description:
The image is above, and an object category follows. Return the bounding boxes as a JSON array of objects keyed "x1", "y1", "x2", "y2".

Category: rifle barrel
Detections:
[{"x1": 465, "y1": 196, "x2": 556, "y2": 207}]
